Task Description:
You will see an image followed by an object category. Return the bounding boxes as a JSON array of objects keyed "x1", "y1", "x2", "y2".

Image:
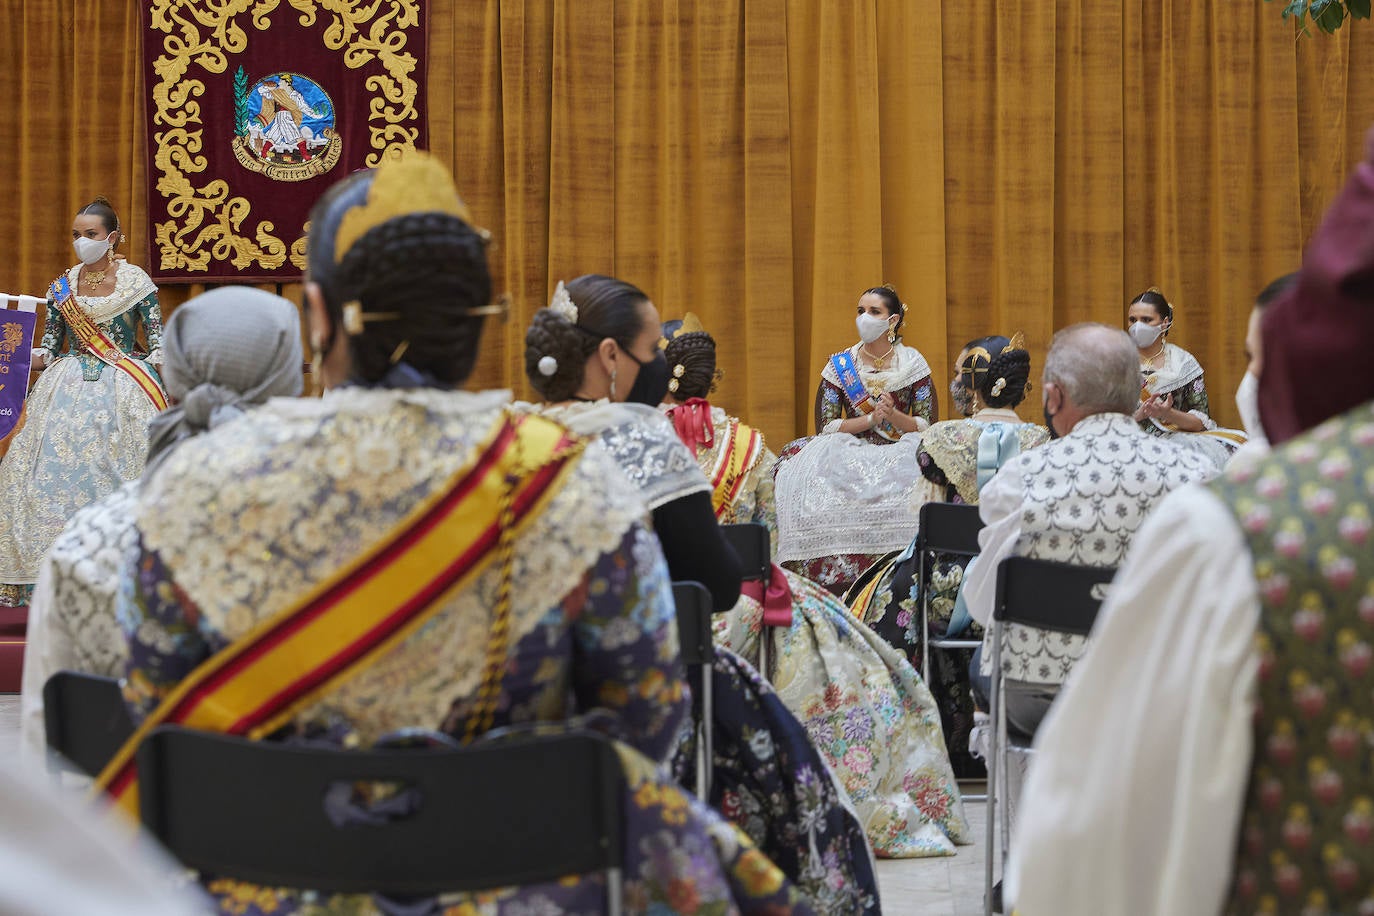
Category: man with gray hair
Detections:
[{"x1": 960, "y1": 322, "x2": 1216, "y2": 736}]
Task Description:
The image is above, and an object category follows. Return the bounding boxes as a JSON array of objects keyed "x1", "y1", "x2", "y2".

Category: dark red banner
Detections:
[{"x1": 142, "y1": 2, "x2": 428, "y2": 283}]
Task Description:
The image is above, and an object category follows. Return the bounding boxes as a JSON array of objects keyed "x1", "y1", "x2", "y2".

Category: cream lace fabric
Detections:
[
  {"x1": 135, "y1": 388, "x2": 647, "y2": 745},
  {"x1": 774, "y1": 431, "x2": 927, "y2": 561},
  {"x1": 1141, "y1": 342, "x2": 1203, "y2": 398},
  {"x1": 520, "y1": 400, "x2": 710, "y2": 510},
  {"x1": 19, "y1": 482, "x2": 141, "y2": 759}
]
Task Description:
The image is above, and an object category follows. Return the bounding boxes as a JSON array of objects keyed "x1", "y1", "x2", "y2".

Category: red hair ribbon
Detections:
[{"x1": 667, "y1": 398, "x2": 715, "y2": 454}]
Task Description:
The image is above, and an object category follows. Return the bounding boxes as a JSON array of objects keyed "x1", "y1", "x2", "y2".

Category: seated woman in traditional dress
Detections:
[
  {"x1": 662, "y1": 317, "x2": 972, "y2": 860},
  {"x1": 20, "y1": 286, "x2": 303, "y2": 762},
  {"x1": 773, "y1": 285, "x2": 938, "y2": 595},
  {"x1": 522, "y1": 280, "x2": 879, "y2": 913},
  {"x1": 0, "y1": 197, "x2": 165, "y2": 608},
  {"x1": 849, "y1": 335, "x2": 1047, "y2": 777},
  {"x1": 659, "y1": 313, "x2": 777, "y2": 542},
  {"x1": 108, "y1": 153, "x2": 813, "y2": 915},
  {"x1": 1128, "y1": 287, "x2": 1240, "y2": 469}
]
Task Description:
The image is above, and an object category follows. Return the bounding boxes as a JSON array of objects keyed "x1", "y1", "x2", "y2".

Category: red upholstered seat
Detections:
[{"x1": 0, "y1": 605, "x2": 26, "y2": 693}]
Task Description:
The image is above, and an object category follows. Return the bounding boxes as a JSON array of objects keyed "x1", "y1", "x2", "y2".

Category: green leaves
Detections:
[{"x1": 1270, "y1": 0, "x2": 1369, "y2": 33}]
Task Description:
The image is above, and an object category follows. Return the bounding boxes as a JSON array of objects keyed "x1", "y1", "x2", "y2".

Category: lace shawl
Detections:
[
  {"x1": 1142, "y1": 343, "x2": 1204, "y2": 398},
  {"x1": 522, "y1": 400, "x2": 711, "y2": 511}
]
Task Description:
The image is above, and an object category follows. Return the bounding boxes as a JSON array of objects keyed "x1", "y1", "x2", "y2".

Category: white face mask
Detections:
[
  {"x1": 856, "y1": 312, "x2": 892, "y2": 345},
  {"x1": 73, "y1": 231, "x2": 115, "y2": 266},
  {"x1": 1235, "y1": 371, "x2": 1266, "y2": 443},
  {"x1": 1127, "y1": 321, "x2": 1166, "y2": 349}
]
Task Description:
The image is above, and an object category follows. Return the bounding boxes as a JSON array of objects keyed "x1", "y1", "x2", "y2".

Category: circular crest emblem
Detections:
[{"x1": 232, "y1": 70, "x2": 341, "y2": 182}]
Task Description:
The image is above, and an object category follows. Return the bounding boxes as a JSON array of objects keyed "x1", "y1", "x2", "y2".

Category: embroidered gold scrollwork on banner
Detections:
[{"x1": 147, "y1": 0, "x2": 422, "y2": 276}]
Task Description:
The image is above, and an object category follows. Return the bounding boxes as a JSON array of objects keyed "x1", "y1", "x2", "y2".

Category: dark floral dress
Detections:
[{"x1": 670, "y1": 648, "x2": 880, "y2": 913}]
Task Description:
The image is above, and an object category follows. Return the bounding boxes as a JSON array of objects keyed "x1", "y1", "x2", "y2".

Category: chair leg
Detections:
[
  {"x1": 985, "y1": 624, "x2": 1002, "y2": 916},
  {"x1": 606, "y1": 866, "x2": 623, "y2": 916},
  {"x1": 758, "y1": 628, "x2": 772, "y2": 685}
]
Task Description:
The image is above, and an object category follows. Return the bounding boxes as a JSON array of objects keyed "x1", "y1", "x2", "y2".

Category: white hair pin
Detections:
[
  {"x1": 538, "y1": 355, "x2": 558, "y2": 376},
  {"x1": 549, "y1": 280, "x2": 577, "y2": 323}
]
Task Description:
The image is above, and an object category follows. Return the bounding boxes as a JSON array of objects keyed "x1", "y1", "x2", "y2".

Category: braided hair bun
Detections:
[
  {"x1": 525, "y1": 308, "x2": 598, "y2": 401},
  {"x1": 979, "y1": 346, "x2": 1032, "y2": 408},
  {"x1": 306, "y1": 158, "x2": 493, "y2": 387},
  {"x1": 334, "y1": 211, "x2": 490, "y2": 385},
  {"x1": 662, "y1": 327, "x2": 717, "y2": 401}
]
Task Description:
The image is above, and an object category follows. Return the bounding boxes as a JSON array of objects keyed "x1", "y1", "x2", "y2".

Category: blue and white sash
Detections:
[{"x1": 829, "y1": 350, "x2": 874, "y2": 414}]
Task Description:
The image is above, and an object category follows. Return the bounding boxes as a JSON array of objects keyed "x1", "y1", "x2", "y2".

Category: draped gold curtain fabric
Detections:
[{"x1": 2, "y1": 2, "x2": 1371, "y2": 451}]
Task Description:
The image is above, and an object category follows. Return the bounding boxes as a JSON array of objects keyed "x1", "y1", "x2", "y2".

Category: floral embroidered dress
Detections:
[
  {"x1": 667, "y1": 400, "x2": 970, "y2": 859},
  {"x1": 1140, "y1": 341, "x2": 1236, "y2": 471},
  {"x1": 118, "y1": 387, "x2": 814, "y2": 915},
  {"x1": 524, "y1": 398, "x2": 877, "y2": 912},
  {"x1": 773, "y1": 343, "x2": 936, "y2": 596},
  {"x1": 0, "y1": 261, "x2": 163, "y2": 607},
  {"x1": 849, "y1": 413, "x2": 1048, "y2": 776}
]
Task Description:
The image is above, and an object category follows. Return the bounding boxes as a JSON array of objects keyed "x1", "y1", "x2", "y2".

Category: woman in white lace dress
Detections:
[{"x1": 772, "y1": 285, "x2": 938, "y2": 596}]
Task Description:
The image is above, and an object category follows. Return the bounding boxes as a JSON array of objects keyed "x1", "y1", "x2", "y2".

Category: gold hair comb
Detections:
[{"x1": 333, "y1": 150, "x2": 486, "y2": 264}]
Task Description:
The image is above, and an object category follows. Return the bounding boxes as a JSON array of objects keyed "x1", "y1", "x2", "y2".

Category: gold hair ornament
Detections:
[
  {"x1": 341, "y1": 301, "x2": 401, "y2": 336},
  {"x1": 1002, "y1": 331, "x2": 1026, "y2": 353},
  {"x1": 333, "y1": 150, "x2": 486, "y2": 264}
]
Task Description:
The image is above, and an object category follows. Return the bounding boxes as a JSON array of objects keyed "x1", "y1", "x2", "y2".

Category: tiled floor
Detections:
[
  {"x1": 878, "y1": 793, "x2": 991, "y2": 915},
  {"x1": 1, "y1": 692, "x2": 993, "y2": 914}
]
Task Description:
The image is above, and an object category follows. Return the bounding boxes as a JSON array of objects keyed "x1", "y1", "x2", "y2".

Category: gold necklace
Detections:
[
  {"x1": 1140, "y1": 340, "x2": 1166, "y2": 369},
  {"x1": 863, "y1": 343, "x2": 895, "y2": 369},
  {"x1": 83, "y1": 260, "x2": 110, "y2": 289}
]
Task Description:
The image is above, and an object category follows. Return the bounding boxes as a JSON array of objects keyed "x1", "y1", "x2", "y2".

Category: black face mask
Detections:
[
  {"x1": 624, "y1": 349, "x2": 671, "y2": 406},
  {"x1": 1042, "y1": 403, "x2": 1060, "y2": 439}
]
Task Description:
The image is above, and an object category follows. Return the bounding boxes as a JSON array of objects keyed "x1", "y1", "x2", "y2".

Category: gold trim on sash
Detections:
[
  {"x1": 710, "y1": 419, "x2": 764, "y2": 518},
  {"x1": 96, "y1": 412, "x2": 583, "y2": 820},
  {"x1": 51, "y1": 279, "x2": 167, "y2": 410}
]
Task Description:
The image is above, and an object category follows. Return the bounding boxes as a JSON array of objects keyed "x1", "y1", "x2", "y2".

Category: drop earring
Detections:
[
  {"x1": 886, "y1": 329, "x2": 896, "y2": 345},
  {"x1": 609, "y1": 365, "x2": 618, "y2": 401}
]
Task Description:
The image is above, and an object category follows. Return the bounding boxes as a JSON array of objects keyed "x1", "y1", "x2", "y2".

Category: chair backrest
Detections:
[
  {"x1": 672, "y1": 581, "x2": 714, "y2": 667},
  {"x1": 916, "y1": 502, "x2": 984, "y2": 558},
  {"x1": 721, "y1": 522, "x2": 770, "y2": 582},
  {"x1": 43, "y1": 671, "x2": 134, "y2": 777},
  {"x1": 137, "y1": 725, "x2": 625, "y2": 896},
  {"x1": 993, "y1": 556, "x2": 1117, "y2": 636}
]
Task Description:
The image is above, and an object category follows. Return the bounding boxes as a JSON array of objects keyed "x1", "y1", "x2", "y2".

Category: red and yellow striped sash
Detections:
[
  {"x1": 710, "y1": 419, "x2": 764, "y2": 519},
  {"x1": 50, "y1": 276, "x2": 167, "y2": 409},
  {"x1": 96, "y1": 412, "x2": 584, "y2": 820}
]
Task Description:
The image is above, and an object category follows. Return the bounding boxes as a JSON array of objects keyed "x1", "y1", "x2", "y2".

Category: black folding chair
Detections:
[
  {"x1": 984, "y1": 556, "x2": 1116, "y2": 916},
  {"x1": 42, "y1": 671, "x2": 134, "y2": 777},
  {"x1": 721, "y1": 522, "x2": 777, "y2": 679},
  {"x1": 916, "y1": 502, "x2": 985, "y2": 679},
  {"x1": 138, "y1": 725, "x2": 626, "y2": 913},
  {"x1": 672, "y1": 580, "x2": 714, "y2": 800}
]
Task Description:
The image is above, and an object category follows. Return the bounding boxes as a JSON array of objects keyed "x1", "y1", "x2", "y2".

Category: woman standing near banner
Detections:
[{"x1": 0, "y1": 197, "x2": 165, "y2": 608}]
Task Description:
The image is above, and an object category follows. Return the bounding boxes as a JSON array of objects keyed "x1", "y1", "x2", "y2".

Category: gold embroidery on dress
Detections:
[{"x1": 147, "y1": 0, "x2": 423, "y2": 274}]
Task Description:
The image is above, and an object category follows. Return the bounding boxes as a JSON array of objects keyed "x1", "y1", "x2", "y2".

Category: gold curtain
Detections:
[{"x1": 3, "y1": 2, "x2": 1371, "y2": 452}]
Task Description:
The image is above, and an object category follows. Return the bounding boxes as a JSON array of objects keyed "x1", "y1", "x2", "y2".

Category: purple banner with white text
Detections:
[{"x1": 0, "y1": 309, "x2": 37, "y2": 440}]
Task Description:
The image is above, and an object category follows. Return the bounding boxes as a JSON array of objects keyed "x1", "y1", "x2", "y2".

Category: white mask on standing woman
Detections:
[
  {"x1": 856, "y1": 312, "x2": 892, "y2": 345},
  {"x1": 73, "y1": 231, "x2": 116, "y2": 266}
]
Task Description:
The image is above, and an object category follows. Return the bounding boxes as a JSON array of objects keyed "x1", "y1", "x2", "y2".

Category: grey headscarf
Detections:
[{"x1": 144, "y1": 287, "x2": 304, "y2": 474}]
